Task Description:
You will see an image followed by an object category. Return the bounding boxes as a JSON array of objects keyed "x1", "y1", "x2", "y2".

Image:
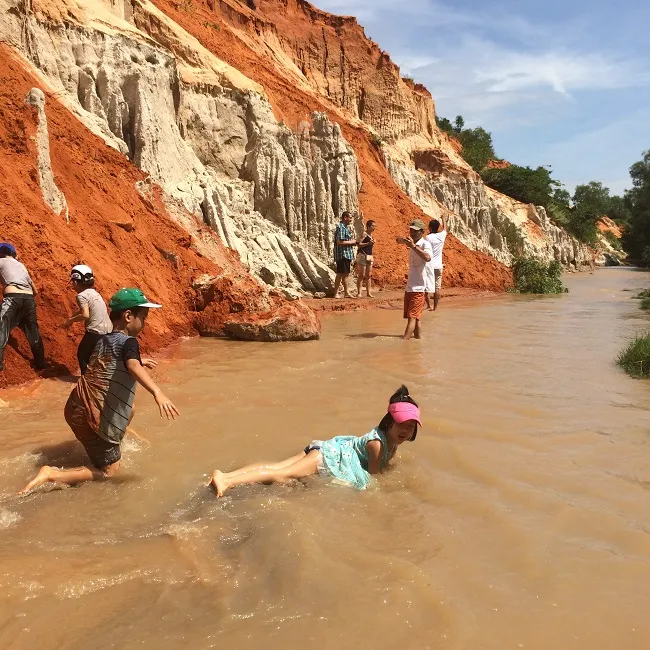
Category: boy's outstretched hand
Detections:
[{"x1": 155, "y1": 392, "x2": 180, "y2": 419}]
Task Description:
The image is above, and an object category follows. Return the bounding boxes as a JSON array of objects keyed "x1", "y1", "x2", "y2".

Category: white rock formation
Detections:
[
  {"x1": 24, "y1": 87, "x2": 69, "y2": 222},
  {"x1": 383, "y1": 146, "x2": 592, "y2": 267},
  {"x1": 1, "y1": 0, "x2": 361, "y2": 292}
]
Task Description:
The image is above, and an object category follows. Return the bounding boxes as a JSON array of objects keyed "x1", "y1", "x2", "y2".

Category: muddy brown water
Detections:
[{"x1": 2, "y1": 268, "x2": 650, "y2": 649}]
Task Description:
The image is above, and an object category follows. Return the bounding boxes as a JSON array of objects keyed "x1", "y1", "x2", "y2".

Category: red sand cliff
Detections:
[
  {"x1": 0, "y1": 45, "x2": 276, "y2": 388},
  {"x1": 151, "y1": 0, "x2": 514, "y2": 291}
]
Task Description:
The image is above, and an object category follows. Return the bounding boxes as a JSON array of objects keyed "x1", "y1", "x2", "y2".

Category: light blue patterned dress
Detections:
[{"x1": 307, "y1": 428, "x2": 392, "y2": 490}]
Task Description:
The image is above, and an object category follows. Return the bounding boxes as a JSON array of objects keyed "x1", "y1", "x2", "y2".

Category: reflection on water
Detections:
[{"x1": 2, "y1": 269, "x2": 650, "y2": 649}]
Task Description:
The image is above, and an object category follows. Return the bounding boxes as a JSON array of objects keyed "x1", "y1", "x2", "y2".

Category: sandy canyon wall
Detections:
[
  {"x1": 1, "y1": 0, "x2": 371, "y2": 294},
  {"x1": 2, "y1": 0, "x2": 515, "y2": 296},
  {"x1": 201, "y1": 0, "x2": 591, "y2": 268}
]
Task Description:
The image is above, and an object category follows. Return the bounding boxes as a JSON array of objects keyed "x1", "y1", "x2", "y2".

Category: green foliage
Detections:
[
  {"x1": 617, "y1": 334, "x2": 650, "y2": 378},
  {"x1": 512, "y1": 256, "x2": 567, "y2": 294},
  {"x1": 607, "y1": 195, "x2": 632, "y2": 226},
  {"x1": 634, "y1": 289, "x2": 650, "y2": 299},
  {"x1": 621, "y1": 151, "x2": 650, "y2": 262},
  {"x1": 457, "y1": 127, "x2": 495, "y2": 172},
  {"x1": 481, "y1": 165, "x2": 558, "y2": 207},
  {"x1": 436, "y1": 114, "x2": 495, "y2": 171},
  {"x1": 640, "y1": 297, "x2": 650, "y2": 310},
  {"x1": 435, "y1": 114, "x2": 632, "y2": 248},
  {"x1": 435, "y1": 116, "x2": 454, "y2": 135}
]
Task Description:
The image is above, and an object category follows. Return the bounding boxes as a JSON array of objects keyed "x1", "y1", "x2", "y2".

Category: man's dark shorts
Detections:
[
  {"x1": 336, "y1": 259, "x2": 352, "y2": 274},
  {"x1": 64, "y1": 391, "x2": 121, "y2": 470}
]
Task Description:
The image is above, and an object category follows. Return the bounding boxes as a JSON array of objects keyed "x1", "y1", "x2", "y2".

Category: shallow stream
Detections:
[{"x1": 2, "y1": 268, "x2": 650, "y2": 649}]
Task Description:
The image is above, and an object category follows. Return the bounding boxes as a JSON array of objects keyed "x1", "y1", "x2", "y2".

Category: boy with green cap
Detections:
[{"x1": 19, "y1": 288, "x2": 179, "y2": 494}]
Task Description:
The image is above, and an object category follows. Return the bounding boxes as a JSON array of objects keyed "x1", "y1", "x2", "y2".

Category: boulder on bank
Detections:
[{"x1": 223, "y1": 302, "x2": 320, "y2": 342}]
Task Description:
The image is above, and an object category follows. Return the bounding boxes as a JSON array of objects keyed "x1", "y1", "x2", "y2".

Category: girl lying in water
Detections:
[{"x1": 209, "y1": 385, "x2": 420, "y2": 496}]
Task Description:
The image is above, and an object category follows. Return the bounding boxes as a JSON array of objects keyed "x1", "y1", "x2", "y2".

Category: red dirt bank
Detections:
[
  {"x1": 0, "y1": 45, "x2": 276, "y2": 388},
  {"x1": 151, "y1": 0, "x2": 514, "y2": 292}
]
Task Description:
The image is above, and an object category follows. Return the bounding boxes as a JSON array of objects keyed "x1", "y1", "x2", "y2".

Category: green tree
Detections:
[
  {"x1": 607, "y1": 195, "x2": 631, "y2": 227},
  {"x1": 566, "y1": 181, "x2": 612, "y2": 245},
  {"x1": 453, "y1": 115, "x2": 465, "y2": 133},
  {"x1": 435, "y1": 116, "x2": 454, "y2": 135},
  {"x1": 481, "y1": 165, "x2": 558, "y2": 207},
  {"x1": 621, "y1": 151, "x2": 650, "y2": 260},
  {"x1": 458, "y1": 127, "x2": 495, "y2": 172}
]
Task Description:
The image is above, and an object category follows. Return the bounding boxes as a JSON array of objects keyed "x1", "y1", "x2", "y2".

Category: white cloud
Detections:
[{"x1": 314, "y1": 0, "x2": 650, "y2": 188}]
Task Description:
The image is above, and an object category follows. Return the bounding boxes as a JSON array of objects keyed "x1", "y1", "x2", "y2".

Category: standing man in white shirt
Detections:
[
  {"x1": 396, "y1": 219, "x2": 432, "y2": 341},
  {"x1": 424, "y1": 215, "x2": 447, "y2": 311}
]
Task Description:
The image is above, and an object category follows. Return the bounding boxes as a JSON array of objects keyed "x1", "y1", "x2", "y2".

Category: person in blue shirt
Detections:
[
  {"x1": 332, "y1": 211, "x2": 357, "y2": 298},
  {"x1": 208, "y1": 385, "x2": 421, "y2": 496}
]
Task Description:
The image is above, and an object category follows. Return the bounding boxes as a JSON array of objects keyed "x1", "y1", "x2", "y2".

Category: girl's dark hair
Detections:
[
  {"x1": 109, "y1": 306, "x2": 146, "y2": 323},
  {"x1": 75, "y1": 277, "x2": 95, "y2": 288},
  {"x1": 429, "y1": 219, "x2": 441, "y2": 233},
  {"x1": 366, "y1": 220, "x2": 376, "y2": 228},
  {"x1": 377, "y1": 384, "x2": 419, "y2": 442}
]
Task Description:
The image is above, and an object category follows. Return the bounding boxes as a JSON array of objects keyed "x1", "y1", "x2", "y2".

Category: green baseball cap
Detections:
[
  {"x1": 409, "y1": 219, "x2": 426, "y2": 231},
  {"x1": 108, "y1": 288, "x2": 162, "y2": 311}
]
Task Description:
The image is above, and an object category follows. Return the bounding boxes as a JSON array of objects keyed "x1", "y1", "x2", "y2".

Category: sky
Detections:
[{"x1": 315, "y1": 0, "x2": 650, "y2": 196}]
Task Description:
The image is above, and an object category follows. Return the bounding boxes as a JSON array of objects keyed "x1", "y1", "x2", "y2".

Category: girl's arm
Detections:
[
  {"x1": 366, "y1": 439, "x2": 384, "y2": 475},
  {"x1": 125, "y1": 358, "x2": 180, "y2": 420}
]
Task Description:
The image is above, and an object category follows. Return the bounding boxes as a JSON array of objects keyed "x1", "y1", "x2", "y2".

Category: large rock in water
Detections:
[{"x1": 224, "y1": 302, "x2": 320, "y2": 342}]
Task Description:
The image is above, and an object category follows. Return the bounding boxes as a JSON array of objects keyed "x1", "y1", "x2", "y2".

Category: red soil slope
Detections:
[
  {"x1": 0, "y1": 45, "x2": 272, "y2": 388},
  {"x1": 597, "y1": 217, "x2": 623, "y2": 239},
  {"x1": 151, "y1": 0, "x2": 513, "y2": 292}
]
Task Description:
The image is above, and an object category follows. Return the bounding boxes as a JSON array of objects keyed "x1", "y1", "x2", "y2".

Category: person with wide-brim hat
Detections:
[{"x1": 396, "y1": 219, "x2": 432, "y2": 340}]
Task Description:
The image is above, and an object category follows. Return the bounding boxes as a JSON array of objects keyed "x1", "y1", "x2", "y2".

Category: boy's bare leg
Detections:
[
  {"x1": 425, "y1": 293, "x2": 433, "y2": 310},
  {"x1": 434, "y1": 289, "x2": 440, "y2": 311},
  {"x1": 402, "y1": 317, "x2": 417, "y2": 341},
  {"x1": 210, "y1": 452, "x2": 320, "y2": 498},
  {"x1": 414, "y1": 319, "x2": 422, "y2": 339},
  {"x1": 18, "y1": 460, "x2": 120, "y2": 495},
  {"x1": 342, "y1": 274, "x2": 354, "y2": 298},
  {"x1": 332, "y1": 273, "x2": 343, "y2": 298}
]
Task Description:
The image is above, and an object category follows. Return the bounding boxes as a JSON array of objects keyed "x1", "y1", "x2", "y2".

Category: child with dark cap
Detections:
[
  {"x1": 19, "y1": 288, "x2": 179, "y2": 494},
  {"x1": 0, "y1": 243, "x2": 45, "y2": 372}
]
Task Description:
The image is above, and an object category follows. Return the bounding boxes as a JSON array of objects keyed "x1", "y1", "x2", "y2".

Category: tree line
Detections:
[{"x1": 436, "y1": 115, "x2": 650, "y2": 258}]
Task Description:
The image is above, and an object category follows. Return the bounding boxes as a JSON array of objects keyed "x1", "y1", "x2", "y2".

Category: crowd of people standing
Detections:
[{"x1": 332, "y1": 210, "x2": 448, "y2": 340}]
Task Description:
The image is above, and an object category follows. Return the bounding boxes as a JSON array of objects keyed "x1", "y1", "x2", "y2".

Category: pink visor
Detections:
[{"x1": 388, "y1": 402, "x2": 422, "y2": 426}]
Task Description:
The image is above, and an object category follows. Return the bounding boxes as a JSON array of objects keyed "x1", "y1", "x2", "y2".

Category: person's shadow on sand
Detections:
[{"x1": 345, "y1": 333, "x2": 402, "y2": 339}]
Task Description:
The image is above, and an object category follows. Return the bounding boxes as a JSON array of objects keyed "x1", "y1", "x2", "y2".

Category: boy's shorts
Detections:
[
  {"x1": 64, "y1": 392, "x2": 121, "y2": 470},
  {"x1": 336, "y1": 258, "x2": 352, "y2": 274},
  {"x1": 403, "y1": 291, "x2": 425, "y2": 320}
]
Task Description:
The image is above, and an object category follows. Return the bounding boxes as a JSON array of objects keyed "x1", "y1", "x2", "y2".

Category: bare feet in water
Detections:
[
  {"x1": 209, "y1": 470, "x2": 227, "y2": 497},
  {"x1": 18, "y1": 465, "x2": 54, "y2": 495}
]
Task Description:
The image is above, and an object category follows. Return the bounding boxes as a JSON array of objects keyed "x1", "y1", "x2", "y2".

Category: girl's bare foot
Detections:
[
  {"x1": 18, "y1": 465, "x2": 54, "y2": 495},
  {"x1": 367, "y1": 293, "x2": 375, "y2": 298},
  {"x1": 209, "y1": 470, "x2": 228, "y2": 498}
]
